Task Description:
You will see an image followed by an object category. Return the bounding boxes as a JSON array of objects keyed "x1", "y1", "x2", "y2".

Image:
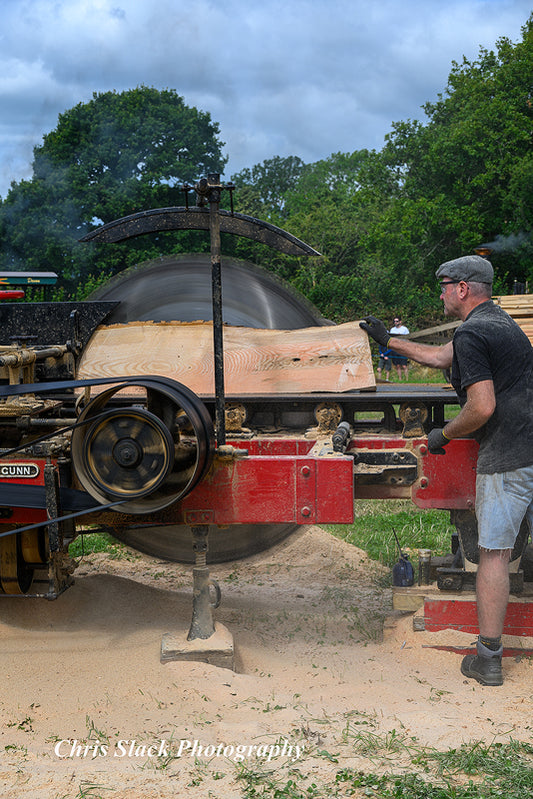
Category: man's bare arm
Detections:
[
  {"x1": 387, "y1": 337, "x2": 454, "y2": 370},
  {"x1": 443, "y1": 379, "x2": 496, "y2": 440},
  {"x1": 359, "y1": 316, "x2": 454, "y2": 369}
]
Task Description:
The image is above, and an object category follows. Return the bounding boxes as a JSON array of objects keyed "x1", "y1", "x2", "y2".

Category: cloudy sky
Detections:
[{"x1": 0, "y1": 0, "x2": 531, "y2": 197}]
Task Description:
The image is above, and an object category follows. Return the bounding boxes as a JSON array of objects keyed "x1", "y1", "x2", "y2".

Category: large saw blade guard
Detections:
[{"x1": 84, "y1": 254, "x2": 328, "y2": 563}]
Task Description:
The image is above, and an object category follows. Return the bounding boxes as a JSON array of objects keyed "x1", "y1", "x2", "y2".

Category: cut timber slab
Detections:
[
  {"x1": 77, "y1": 320, "x2": 375, "y2": 395},
  {"x1": 160, "y1": 623, "x2": 234, "y2": 669}
]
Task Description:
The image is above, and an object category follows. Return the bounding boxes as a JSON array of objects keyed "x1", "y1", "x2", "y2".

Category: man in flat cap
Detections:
[{"x1": 361, "y1": 255, "x2": 533, "y2": 687}]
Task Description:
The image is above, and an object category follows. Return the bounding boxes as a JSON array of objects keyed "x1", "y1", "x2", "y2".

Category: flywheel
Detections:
[
  {"x1": 86, "y1": 255, "x2": 328, "y2": 562},
  {"x1": 71, "y1": 378, "x2": 215, "y2": 515}
]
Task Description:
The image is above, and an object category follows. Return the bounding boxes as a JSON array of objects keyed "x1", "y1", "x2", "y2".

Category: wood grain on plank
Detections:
[{"x1": 77, "y1": 320, "x2": 375, "y2": 395}]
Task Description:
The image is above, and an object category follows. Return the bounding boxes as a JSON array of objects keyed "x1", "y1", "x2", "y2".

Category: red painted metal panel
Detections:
[
  {"x1": 348, "y1": 435, "x2": 479, "y2": 510},
  {"x1": 234, "y1": 439, "x2": 313, "y2": 457},
  {"x1": 424, "y1": 596, "x2": 533, "y2": 637},
  {"x1": 412, "y1": 438, "x2": 479, "y2": 510},
  {"x1": 178, "y1": 452, "x2": 355, "y2": 525},
  {"x1": 0, "y1": 458, "x2": 50, "y2": 524},
  {"x1": 316, "y1": 458, "x2": 354, "y2": 523},
  {"x1": 0, "y1": 510, "x2": 48, "y2": 525}
]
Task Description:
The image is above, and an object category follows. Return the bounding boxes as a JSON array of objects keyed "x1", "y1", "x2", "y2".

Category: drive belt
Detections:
[{"x1": 0, "y1": 374, "x2": 215, "y2": 536}]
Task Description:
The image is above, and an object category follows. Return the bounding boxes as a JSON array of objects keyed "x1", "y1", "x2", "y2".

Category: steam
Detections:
[{"x1": 481, "y1": 232, "x2": 530, "y2": 253}]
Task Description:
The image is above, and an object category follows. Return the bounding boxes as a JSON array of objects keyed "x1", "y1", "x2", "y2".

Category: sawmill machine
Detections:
[{"x1": 0, "y1": 175, "x2": 530, "y2": 613}]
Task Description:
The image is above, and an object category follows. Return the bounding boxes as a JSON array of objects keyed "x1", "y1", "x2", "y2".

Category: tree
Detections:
[
  {"x1": 379, "y1": 14, "x2": 533, "y2": 288},
  {"x1": 231, "y1": 155, "x2": 305, "y2": 218},
  {"x1": 0, "y1": 87, "x2": 227, "y2": 294}
]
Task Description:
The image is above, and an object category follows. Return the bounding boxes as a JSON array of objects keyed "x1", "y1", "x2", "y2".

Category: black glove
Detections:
[
  {"x1": 359, "y1": 316, "x2": 390, "y2": 347},
  {"x1": 427, "y1": 428, "x2": 449, "y2": 455}
]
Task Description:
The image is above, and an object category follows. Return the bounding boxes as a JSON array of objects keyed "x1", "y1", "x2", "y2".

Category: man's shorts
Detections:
[
  {"x1": 391, "y1": 355, "x2": 408, "y2": 365},
  {"x1": 475, "y1": 466, "x2": 533, "y2": 549}
]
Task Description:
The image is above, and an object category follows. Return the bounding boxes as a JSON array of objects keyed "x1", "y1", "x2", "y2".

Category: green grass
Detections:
[
  {"x1": 327, "y1": 499, "x2": 453, "y2": 569},
  {"x1": 68, "y1": 530, "x2": 135, "y2": 560},
  {"x1": 375, "y1": 363, "x2": 448, "y2": 385},
  {"x1": 235, "y1": 738, "x2": 533, "y2": 798}
]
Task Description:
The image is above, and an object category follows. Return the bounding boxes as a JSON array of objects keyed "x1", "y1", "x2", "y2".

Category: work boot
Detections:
[{"x1": 460, "y1": 640, "x2": 503, "y2": 686}]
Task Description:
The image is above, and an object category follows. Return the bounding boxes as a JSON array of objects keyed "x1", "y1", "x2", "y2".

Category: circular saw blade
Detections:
[
  {"x1": 87, "y1": 253, "x2": 328, "y2": 563},
  {"x1": 88, "y1": 253, "x2": 330, "y2": 329}
]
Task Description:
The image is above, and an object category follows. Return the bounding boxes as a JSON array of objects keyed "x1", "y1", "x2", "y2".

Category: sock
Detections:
[{"x1": 478, "y1": 635, "x2": 502, "y2": 652}]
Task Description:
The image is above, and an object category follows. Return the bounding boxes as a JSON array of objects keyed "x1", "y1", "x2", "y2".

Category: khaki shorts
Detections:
[{"x1": 475, "y1": 466, "x2": 533, "y2": 550}]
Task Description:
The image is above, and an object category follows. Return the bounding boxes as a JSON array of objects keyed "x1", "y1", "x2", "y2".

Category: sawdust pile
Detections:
[{"x1": 0, "y1": 526, "x2": 531, "y2": 798}]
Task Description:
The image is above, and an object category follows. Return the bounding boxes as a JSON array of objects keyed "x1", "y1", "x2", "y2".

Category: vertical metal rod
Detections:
[
  {"x1": 208, "y1": 176, "x2": 226, "y2": 446},
  {"x1": 187, "y1": 525, "x2": 221, "y2": 641}
]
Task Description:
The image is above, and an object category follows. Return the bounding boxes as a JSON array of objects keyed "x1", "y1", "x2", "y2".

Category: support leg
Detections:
[
  {"x1": 187, "y1": 525, "x2": 220, "y2": 641},
  {"x1": 160, "y1": 525, "x2": 234, "y2": 668}
]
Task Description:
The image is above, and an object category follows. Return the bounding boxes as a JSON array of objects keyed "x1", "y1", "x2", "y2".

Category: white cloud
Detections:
[{"x1": 0, "y1": 0, "x2": 531, "y2": 196}]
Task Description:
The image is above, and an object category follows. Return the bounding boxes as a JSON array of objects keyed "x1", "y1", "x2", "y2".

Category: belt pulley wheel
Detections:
[
  {"x1": 0, "y1": 532, "x2": 34, "y2": 594},
  {"x1": 20, "y1": 528, "x2": 48, "y2": 565},
  {"x1": 71, "y1": 378, "x2": 214, "y2": 515},
  {"x1": 82, "y1": 407, "x2": 174, "y2": 501}
]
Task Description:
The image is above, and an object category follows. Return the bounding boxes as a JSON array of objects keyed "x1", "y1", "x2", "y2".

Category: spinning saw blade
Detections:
[
  {"x1": 88, "y1": 254, "x2": 328, "y2": 563},
  {"x1": 89, "y1": 253, "x2": 330, "y2": 329}
]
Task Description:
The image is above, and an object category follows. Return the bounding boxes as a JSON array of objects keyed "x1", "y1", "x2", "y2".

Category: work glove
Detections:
[
  {"x1": 427, "y1": 428, "x2": 449, "y2": 455},
  {"x1": 359, "y1": 316, "x2": 390, "y2": 347}
]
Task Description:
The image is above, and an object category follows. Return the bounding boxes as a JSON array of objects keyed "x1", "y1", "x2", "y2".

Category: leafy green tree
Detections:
[
  {"x1": 379, "y1": 14, "x2": 533, "y2": 290},
  {"x1": 231, "y1": 155, "x2": 305, "y2": 218},
  {"x1": 0, "y1": 87, "x2": 227, "y2": 294}
]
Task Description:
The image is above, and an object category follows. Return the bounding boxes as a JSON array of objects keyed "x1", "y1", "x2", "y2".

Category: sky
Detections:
[{"x1": 0, "y1": 0, "x2": 532, "y2": 198}]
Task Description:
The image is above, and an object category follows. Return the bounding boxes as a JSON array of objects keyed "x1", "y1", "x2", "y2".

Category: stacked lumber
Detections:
[
  {"x1": 493, "y1": 294, "x2": 533, "y2": 317},
  {"x1": 493, "y1": 294, "x2": 533, "y2": 343},
  {"x1": 77, "y1": 320, "x2": 376, "y2": 396}
]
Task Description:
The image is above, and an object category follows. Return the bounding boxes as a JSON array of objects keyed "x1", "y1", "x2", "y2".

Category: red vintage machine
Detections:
[{"x1": 0, "y1": 176, "x2": 530, "y2": 647}]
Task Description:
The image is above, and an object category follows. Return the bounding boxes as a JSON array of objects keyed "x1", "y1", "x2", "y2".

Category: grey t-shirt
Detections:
[{"x1": 451, "y1": 300, "x2": 533, "y2": 474}]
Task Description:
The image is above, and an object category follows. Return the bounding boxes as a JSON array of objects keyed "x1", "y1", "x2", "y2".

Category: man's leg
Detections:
[
  {"x1": 476, "y1": 547, "x2": 511, "y2": 637},
  {"x1": 461, "y1": 547, "x2": 510, "y2": 686}
]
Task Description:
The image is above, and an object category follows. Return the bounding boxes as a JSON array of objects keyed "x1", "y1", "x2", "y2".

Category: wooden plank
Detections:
[{"x1": 77, "y1": 320, "x2": 375, "y2": 395}]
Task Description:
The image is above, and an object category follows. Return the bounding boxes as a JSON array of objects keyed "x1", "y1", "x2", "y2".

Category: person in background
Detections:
[
  {"x1": 360, "y1": 255, "x2": 533, "y2": 687},
  {"x1": 377, "y1": 342, "x2": 393, "y2": 381},
  {"x1": 389, "y1": 316, "x2": 410, "y2": 380}
]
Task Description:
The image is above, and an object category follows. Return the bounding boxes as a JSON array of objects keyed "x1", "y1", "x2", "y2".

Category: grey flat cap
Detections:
[{"x1": 436, "y1": 255, "x2": 493, "y2": 284}]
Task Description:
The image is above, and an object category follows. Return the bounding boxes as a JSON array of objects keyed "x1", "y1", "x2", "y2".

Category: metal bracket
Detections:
[
  {"x1": 399, "y1": 402, "x2": 428, "y2": 437},
  {"x1": 352, "y1": 449, "x2": 418, "y2": 486}
]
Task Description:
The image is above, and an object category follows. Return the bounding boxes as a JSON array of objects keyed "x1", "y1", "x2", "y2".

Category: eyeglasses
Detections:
[{"x1": 439, "y1": 280, "x2": 461, "y2": 291}]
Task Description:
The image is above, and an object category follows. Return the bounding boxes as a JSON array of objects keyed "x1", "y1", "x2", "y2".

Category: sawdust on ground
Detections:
[{"x1": 0, "y1": 525, "x2": 531, "y2": 798}]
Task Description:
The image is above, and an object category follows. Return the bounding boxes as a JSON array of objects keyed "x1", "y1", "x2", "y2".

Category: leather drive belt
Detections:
[
  {"x1": 0, "y1": 374, "x2": 211, "y2": 537},
  {"x1": 0, "y1": 374, "x2": 195, "y2": 398},
  {"x1": 0, "y1": 483, "x2": 95, "y2": 512}
]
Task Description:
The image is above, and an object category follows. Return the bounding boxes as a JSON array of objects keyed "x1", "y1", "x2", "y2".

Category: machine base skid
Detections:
[
  {"x1": 393, "y1": 584, "x2": 533, "y2": 650},
  {"x1": 160, "y1": 623, "x2": 235, "y2": 670}
]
